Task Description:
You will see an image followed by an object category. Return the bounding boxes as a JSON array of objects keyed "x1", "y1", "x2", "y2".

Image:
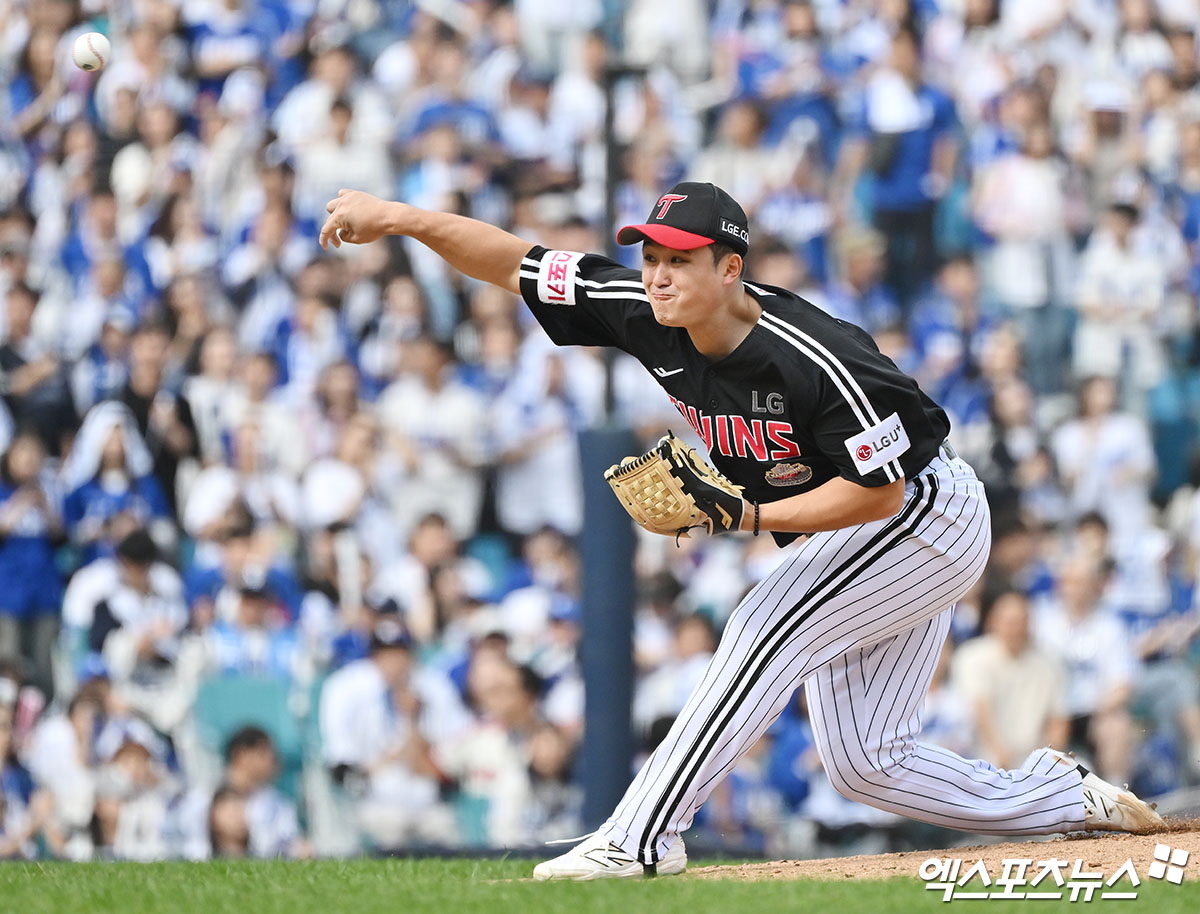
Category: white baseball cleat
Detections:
[
  {"x1": 532, "y1": 832, "x2": 687, "y2": 881},
  {"x1": 1047, "y1": 749, "x2": 1164, "y2": 833}
]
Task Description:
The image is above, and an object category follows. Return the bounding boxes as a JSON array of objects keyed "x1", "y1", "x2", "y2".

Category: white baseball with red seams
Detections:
[{"x1": 72, "y1": 32, "x2": 111, "y2": 71}]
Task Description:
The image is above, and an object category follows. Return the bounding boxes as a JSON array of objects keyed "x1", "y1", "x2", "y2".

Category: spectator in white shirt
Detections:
[
  {"x1": 1050, "y1": 375, "x2": 1157, "y2": 546},
  {"x1": 1115, "y1": 0, "x2": 1174, "y2": 81},
  {"x1": 490, "y1": 335, "x2": 599, "y2": 536},
  {"x1": 377, "y1": 335, "x2": 488, "y2": 540},
  {"x1": 952, "y1": 589, "x2": 1069, "y2": 769},
  {"x1": 26, "y1": 680, "x2": 107, "y2": 861},
  {"x1": 180, "y1": 326, "x2": 238, "y2": 467},
  {"x1": 1033, "y1": 555, "x2": 1137, "y2": 783},
  {"x1": 293, "y1": 96, "x2": 392, "y2": 227},
  {"x1": 92, "y1": 717, "x2": 176, "y2": 861},
  {"x1": 973, "y1": 120, "x2": 1072, "y2": 392},
  {"x1": 1072, "y1": 202, "x2": 1167, "y2": 393},
  {"x1": 319, "y1": 618, "x2": 458, "y2": 848},
  {"x1": 436, "y1": 658, "x2": 546, "y2": 848},
  {"x1": 633, "y1": 614, "x2": 717, "y2": 741},
  {"x1": 59, "y1": 529, "x2": 188, "y2": 712},
  {"x1": 174, "y1": 725, "x2": 308, "y2": 860}
]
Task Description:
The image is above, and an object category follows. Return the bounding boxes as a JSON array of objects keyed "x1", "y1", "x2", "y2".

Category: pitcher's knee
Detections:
[
  {"x1": 825, "y1": 762, "x2": 881, "y2": 805},
  {"x1": 825, "y1": 745, "x2": 912, "y2": 804}
]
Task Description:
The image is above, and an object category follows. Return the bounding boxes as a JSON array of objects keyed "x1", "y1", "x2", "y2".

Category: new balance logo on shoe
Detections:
[{"x1": 581, "y1": 845, "x2": 634, "y2": 868}]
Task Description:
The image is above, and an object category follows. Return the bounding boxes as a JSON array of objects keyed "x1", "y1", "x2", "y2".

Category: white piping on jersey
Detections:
[
  {"x1": 759, "y1": 311, "x2": 890, "y2": 433},
  {"x1": 585, "y1": 290, "x2": 652, "y2": 302},
  {"x1": 759, "y1": 312, "x2": 904, "y2": 481},
  {"x1": 580, "y1": 278, "x2": 645, "y2": 290}
]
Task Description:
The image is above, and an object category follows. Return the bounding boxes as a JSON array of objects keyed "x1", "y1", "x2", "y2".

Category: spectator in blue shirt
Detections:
[
  {"x1": 0, "y1": 431, "x2": 63, "y2": 698},
  {"x1": 59, "y1": 188, "x2": 153, "y2": 318},
  {"x1": 0, "y1": 699, "x2": 45, "y2": 859},
  {"x1": 187, "y1": 0, "x2": 273, "y2": 99},
  {"x1": 60, "y1": 401, "x2": 172, "y2": 565},
  {"x1": 184, "y1": 516, "x2": 303, "y2": 630},
  {"x1": 9, "y1": 26, "x2": 85, "y2": 147},
  {"x1": 835, "y1": 27, "x2": 958, "y2": 312},
  {"x1": 71, "y1": 310, "x2": 132, "y2": 416},
  {"x1": 404, "y1": 39, "x2": 501, "y2": 156},
  {"x1": 206, "y1": 576, "x2": 305, "y2": 683},
  {"x1": 765, "y1": 690, "x2": 817, "y2": 812},
  {"x1": 821, "y1": 226, "x2": 900, "y2": 332}
]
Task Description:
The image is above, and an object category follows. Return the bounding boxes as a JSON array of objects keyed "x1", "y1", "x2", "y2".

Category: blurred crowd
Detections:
[{"x1": 1, "y1": 0, "x2": 1200, "y2": 861}]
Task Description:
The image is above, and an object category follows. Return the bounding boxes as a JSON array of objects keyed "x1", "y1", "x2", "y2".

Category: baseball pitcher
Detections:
[{"x1": 320, "y1": 182, "x2": 1162, "y2": 880}]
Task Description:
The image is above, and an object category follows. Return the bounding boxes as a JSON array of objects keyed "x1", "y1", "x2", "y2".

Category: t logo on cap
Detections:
[
  {"x1": 616, "y1": 182, "x2": 750, "y2": 256},
  {"x1": 655, "y1": 194, "x2": 689, "y2": 220}
]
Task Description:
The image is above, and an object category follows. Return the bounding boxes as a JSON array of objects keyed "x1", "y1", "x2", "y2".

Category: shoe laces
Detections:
[{"x1": 543, "y1": 832, "x2": 599, "y2": 847}]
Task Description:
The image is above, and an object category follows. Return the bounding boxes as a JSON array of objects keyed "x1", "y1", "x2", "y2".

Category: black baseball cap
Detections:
[{"x1": 617, "y1": 182, "x2": 750, "y2": 256}]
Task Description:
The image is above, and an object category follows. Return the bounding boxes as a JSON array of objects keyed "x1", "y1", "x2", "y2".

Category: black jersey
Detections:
[{"x1": 518, "y1": 246, "x2": 951, "y2": 542}]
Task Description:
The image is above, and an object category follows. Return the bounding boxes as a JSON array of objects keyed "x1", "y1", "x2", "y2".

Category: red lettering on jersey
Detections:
[
  {"x1": 766, "y1": 421, "x2": 801, "y2": 460},
  {"x1": 715, "y1": 415, "x2": 732, "y2": 457},
  {"x1": 730, "y1": 416, "x2": 768, "y2": 461},
  {"x1": 669, "y1": 396, "x2": 690, "y2": 426},
  {"x1": 543, "y1": 252, "x2": 574, "y2": 302},
  {"x1": 655, "y1": 193, "x2": 688, "y2": 220},
  {"x1": 685, "y1": 406, "x2": 714, "y2": 450}
]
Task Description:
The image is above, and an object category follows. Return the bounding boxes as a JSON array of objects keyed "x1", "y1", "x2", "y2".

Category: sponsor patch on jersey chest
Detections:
[{"x1": 764, "y1": 461, "x2": 813, "y2": 486}]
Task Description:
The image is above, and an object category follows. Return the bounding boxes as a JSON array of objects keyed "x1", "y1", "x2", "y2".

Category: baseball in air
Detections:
[{"x1": 72, "y1": 32, "x2": 111, "y2": 72}]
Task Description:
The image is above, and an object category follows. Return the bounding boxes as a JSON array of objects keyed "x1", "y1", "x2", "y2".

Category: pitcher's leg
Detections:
[
  {"x1": 806, "y1": 608, "x2": 1087, "y2": 835},
  {"x1": 601, "y1": 471, "x2": 984, "y2": 863},
  {"x1": 599, "y1": 524, "x2": 865, "y2": 864}
]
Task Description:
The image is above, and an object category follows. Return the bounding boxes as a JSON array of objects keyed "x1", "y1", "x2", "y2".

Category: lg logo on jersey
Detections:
[
  {"x1": 845, "y1": 412, "x2": 911, "y2": 475},
  {"x1": 751, "y1": 391, "x2": 783, "y2": 415}
]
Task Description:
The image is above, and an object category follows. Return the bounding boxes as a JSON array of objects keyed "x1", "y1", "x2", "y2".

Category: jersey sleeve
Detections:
[
  {"x1": 518, "y1": 245, "x2": 647, "y2": 350},
  {"x1": 783, "y1": 328, "x2": 918, "y2": 487},
  {"x1": 807, "y1": 377, "x2": 908, "y2": 486}
]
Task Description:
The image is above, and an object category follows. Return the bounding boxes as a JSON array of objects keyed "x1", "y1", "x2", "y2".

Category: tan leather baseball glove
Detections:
[{"x1": 604, "y1": 432, "x2": 747, "y2": 538}]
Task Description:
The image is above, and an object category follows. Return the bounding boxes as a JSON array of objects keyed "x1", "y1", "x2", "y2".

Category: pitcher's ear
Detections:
[{"x1": 722, "y1": 252, "x2": 744, "y2": 284}]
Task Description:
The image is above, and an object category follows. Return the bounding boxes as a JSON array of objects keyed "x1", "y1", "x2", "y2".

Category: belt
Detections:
[{"x1": 939, "y1": 440, "x2": 957, "y2": 461}]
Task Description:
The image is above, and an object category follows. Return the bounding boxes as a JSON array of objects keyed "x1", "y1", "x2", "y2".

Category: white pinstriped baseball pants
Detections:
[{"x1": 601, "y1": 453, "x2": 1087, "y2": 865}]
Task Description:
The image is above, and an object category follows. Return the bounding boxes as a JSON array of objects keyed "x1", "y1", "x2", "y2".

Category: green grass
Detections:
[{"x1": 0, "y1": 858, "x2": 1198, "y2": 914}]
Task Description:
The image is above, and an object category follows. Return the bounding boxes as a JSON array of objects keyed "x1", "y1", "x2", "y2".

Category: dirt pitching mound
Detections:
[{"x1": 690, "y1": 824, "x2": 1200, "y2": 883}]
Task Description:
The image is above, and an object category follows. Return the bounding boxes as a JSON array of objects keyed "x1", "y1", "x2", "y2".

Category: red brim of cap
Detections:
[{"x1": 616, "y1": 224, "x2": 715, "y2": 250}]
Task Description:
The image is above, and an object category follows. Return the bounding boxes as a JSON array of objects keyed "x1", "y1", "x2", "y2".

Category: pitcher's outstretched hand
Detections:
[{"x1": 319, "y1": 189, "x2": 397, "y2": 249}]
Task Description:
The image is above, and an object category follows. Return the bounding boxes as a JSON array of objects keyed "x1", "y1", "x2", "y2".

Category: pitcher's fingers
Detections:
[
  {"x1": 318, "y1": 215, "x2": 341, "y2": 249},
  {"x1": 326, "y1": 196, "x2": 340, "y2": 214}
]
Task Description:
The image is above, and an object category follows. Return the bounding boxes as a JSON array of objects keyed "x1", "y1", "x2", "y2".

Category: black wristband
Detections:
[{"x1": 752, "y1": 500, "x2": 760, "y2": 536}]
